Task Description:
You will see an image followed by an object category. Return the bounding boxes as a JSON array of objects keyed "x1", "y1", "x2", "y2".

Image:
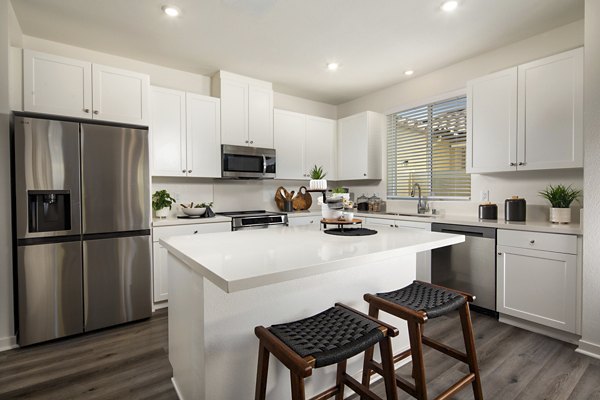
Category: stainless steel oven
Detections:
[
  {"x1": 221, "y1": 144, "x2": 276, "y2": 179},
  {"x1": 217, "y1": 210, "x2": 288, "y2": 231}
]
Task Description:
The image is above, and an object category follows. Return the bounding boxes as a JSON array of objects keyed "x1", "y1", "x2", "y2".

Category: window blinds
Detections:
[{"x1": 387, "y1": 96, "x2": 470, "y2": 200}]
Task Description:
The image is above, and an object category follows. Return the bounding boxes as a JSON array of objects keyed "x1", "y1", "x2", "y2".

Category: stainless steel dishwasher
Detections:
[{"x1": 431, "y1": 223, "x2": 497, "y2": 315}]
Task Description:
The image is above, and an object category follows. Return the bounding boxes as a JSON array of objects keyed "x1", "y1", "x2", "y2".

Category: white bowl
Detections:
[
  {"x1": 182, "y1": 207, "x2": 206, "y2": 216},
  {"x1": 321, "y1": 204, "x2": 342, "y2": 220}
]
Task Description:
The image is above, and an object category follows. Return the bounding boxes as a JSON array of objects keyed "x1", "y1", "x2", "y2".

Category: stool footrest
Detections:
[
  {"x1": 344, "y1": 374, "x2": 381, "y2": 400},
  {"x1": 393, "y1": 348, "x2": 412, "y2": 364},
  {"x1": 433, "y1": 373, "x2": 475, "y2": 400},
  {"x1": 422, "y1": 335, "x2": 468, "y2": 364},
  {"x1": 307, "y1": 385, "x2": 337, "y2": 400},
  {"x1": 395, "y1": 376, "x2": 418, "y2": 398}
]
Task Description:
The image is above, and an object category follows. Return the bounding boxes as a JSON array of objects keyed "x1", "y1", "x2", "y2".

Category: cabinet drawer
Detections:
[
  {"x1": 153, "y1": 222, "x2": 230, "y2": 242},
  {"x1": 497, "y1": 229, "x2": 577, "y2": 254}
]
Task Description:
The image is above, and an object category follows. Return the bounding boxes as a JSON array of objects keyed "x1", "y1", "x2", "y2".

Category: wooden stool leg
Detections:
[
  {"x1": 255, "y1": 341, "x2": 270, "y2": 400},
  {"x1": 459, "y1": 303, "x2": 484, "y2": 400},
  {"x1": 379, "y1": 336, "x2": 399, "y2": 400},
  {"x1": 290, "y1": 371, "x2": 306, "y2": 400},
  {"x1": 335, "y1": 360, "x2": 347, "y2": 400},
  {"x1": 408, "y1": 320, "x2": 427, "y2": 400},
  {"x1": 362, "y1": 304, "x2": 380, "y2": 390}
]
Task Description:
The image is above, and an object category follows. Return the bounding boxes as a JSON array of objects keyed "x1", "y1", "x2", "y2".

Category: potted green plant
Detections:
[
  {"x1": 152, "y1": 190, "x2": 177, "y2": 219},
  {"x1": 538, "y1": 184, "x2": 582, "y2": 224},
  {"x1": 309, "y1": 165, "x2": 327, "y2": 190}
]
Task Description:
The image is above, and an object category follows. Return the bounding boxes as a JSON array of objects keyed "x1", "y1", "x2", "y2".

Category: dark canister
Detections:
[
  {"x1": 478, "y1": 203, "x2": 498, "y2": 220},
  {"x1": 505, "y1": 196, "x2": 526, "y2": 221}
]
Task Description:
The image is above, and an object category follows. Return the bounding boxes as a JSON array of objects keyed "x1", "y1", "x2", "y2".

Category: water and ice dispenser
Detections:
[{"x1": 27, "y1": 190, "x2": 71, "y2": 233}]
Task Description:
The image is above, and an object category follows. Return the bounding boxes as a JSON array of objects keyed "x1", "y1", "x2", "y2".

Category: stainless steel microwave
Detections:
[{"x1": 221, "y1": 144, "x2": 276, "y2": 179}]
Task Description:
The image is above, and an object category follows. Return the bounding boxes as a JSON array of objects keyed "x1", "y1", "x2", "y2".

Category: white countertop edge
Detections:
[
  {"x1": 160, "y1": 233, "x2": 464, "y2": 294},
  {"x1": 153, "y1": 216, "x2": 232, "y2": 227}
]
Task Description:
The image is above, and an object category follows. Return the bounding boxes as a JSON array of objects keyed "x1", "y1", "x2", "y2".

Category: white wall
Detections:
[
  {"x1": 578, "y1": 0, "x2": 600, "y2": 359},
  {"x1": 0, "y1": 0, "x2": 15, "y2": 351},
  {"x1": 273, "y1": 92, "x2": 337, "y2": 120},
  {"x1": 335, "y1": 20, "x2": 585, "y2": 220}
]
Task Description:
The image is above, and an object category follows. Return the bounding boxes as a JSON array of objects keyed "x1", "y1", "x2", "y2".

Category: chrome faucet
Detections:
[{"x1": 410, "y1": 182, "x2": 429, "y2": 214}]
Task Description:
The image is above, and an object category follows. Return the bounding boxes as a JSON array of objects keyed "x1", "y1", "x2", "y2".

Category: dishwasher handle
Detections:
[
  {"x1": 431, "y1": 223, "x2": 496, "y2": 239},
  {"x1": 439, "y1": 228, "x2": 484, "y2": 237}
]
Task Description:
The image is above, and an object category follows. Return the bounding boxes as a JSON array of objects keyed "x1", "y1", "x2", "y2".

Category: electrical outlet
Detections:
[{"x1": 480, "y1": 190, "x2": 490, "y2": 202}]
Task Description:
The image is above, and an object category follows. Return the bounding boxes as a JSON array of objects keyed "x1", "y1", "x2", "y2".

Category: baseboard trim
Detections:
[
  {"x1": 576, "y1": 340, "x2": 600, "y2": 360},
  {"x1": 499, "y1": 314, "x2": 580, "y2": 344},
  {"x1": 0, "y1": 335, "x2": 18, "y2": 352},
  {"x1": 154, "y1": 301, "x2": 168, "y2": 311},
  {"x1": 171, "y1": 377, "x2": 184, "y2": 400}
]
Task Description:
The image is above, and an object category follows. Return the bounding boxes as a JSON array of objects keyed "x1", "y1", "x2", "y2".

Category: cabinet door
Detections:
[
  {"x1": 92, "y1": 64, "x2": 150, "y2": 125},
  {"x1": 220, "y1": 79, "x2": 248, "y2": 146},
  {"x1": 153, "y1": 242, "x2": 169, "y2": 303},
  {"x1": 467, "y1": 67, "x2": 518, "y2": 173},
  {"x1": 248, "y1": 85, "x2": 274, "y2": 148},
  {"x1": 287, "y1": 216, "x2": 319, "y2": 227},
  {"x1": 23, "y1": 49, "x2": 92, "y2": 118},
  {"x1": 306, "y1": 116, "x2": 337, "y2": 180},
  {"x1": 186, "y1": 93, "x2": 221, "y2": 178},
  {"x1": 497, "y1": 245, "x2": 577, "y2": 333},
  {"x1": 150, "y1": 87, "x2": 186, "y2": 177},
  {"x1": 517, "y1": 48, "x2": 583, "y2": 170},
  {"x1": 338, "y1": 113, "x2": 369, "y2": 180},
  {"x1": 274, "y1": 110, "x2": 305, "y2": 179}
]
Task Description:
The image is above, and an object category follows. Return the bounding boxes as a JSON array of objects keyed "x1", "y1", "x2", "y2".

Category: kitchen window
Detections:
[{"x1": 387, "y1": 95, "x2": 471, "y2": 200}]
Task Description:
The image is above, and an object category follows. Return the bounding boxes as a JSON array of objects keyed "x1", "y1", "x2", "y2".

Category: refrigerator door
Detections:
[
  {"x1": 14, "y1": 116, "x2": 81, "y2": 239},
  {"x1": 80, "y1": 123, "x2": 150, "y2": 234},
  {"x1": 83, "y1": 235, "x2": 152, "y2": 331},
  {"x1": 17, "y1": 241, "x2": 83, "y2": 346}
]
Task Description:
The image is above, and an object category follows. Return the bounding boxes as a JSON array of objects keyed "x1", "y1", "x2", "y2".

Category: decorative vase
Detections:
[
  {"x1": 155, "y1": 207, "x2": 170, "y2": 219},
  {"x1": 309, "y1": 179, "x2": 327, "y2": 190},
  {"x1": 549, "y1": 207, "x2": 571, "y2": 224}
]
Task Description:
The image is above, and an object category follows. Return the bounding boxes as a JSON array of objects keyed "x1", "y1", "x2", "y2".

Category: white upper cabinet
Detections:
[
  {"x1": 23, "y1": 49, "x2": 150, "y2": 125},
  {"x1": 467, "y1": 67, "x2": 518, "y2": 173},
  {"x1": 23, "y1": 49, "x2": 92, "y2": 119},
  {"x1": 517, "y1": 48, "x2": 583, "y2": 171},
  {"x1": 150, "y1": 86, "x2": 221, "y2": 178},
  {"x1": 92, "y1": 64, "x2": 150, "y2": 125},
  {"x1": 274, "y1": 110, "x2": 337, "y2": 180},
  {"x1": 337, "y1": 111, "x2": 383, "y2": 180},
  {"x1": 467, "y1": 48, "x2": 583, "y2": 173},
  {"x1": 186, "y1": 93, "x2": 221, "y2": 178},
  {"x1": 213, "y1": 71, "x2": 274, "y2": 148}
]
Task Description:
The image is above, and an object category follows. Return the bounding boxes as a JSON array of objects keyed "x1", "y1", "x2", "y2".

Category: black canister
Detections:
[
  {"x1": 478, "y1": 203, "x2": 498, "y2": 220},
  {"x1": 505, "y1": 196, "x2": 526, "y2": 221}
]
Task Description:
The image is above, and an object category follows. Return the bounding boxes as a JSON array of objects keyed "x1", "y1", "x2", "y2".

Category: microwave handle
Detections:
[{"x1": 262, "y1": 155, "x2": 267, "y2": 174}]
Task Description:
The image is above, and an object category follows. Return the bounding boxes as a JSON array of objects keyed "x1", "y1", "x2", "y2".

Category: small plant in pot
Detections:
[
  {"x1": 152, "y1": 190, "x2": 176, "y2": 219},
  {"x1": 309, "y1": 165, "x2": 327, "y2": 190},
  {"x1": 538, "y1": 184, "x2": 582, "y2": 224}
]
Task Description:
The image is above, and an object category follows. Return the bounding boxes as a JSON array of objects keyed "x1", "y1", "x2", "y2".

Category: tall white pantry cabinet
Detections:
[{"x1": 467, "y1": 48, "x2": 583, "y2": 173}]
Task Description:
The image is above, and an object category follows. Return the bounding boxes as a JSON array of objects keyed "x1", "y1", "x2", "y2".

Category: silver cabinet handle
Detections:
[
  {"x1": 510, "y1": 162, "x2": 516, "y2": 166},
  {"x1": 83, "y1": 108, "x2": 90, "y2": 113},
  {"x1": 93, "y1": 110, "x2": 99, "y2": 115}
]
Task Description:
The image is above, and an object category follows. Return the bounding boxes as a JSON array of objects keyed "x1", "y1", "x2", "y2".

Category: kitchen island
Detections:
[{"x1": 160, "y1": 225, "x2": 464, "y2": 399}]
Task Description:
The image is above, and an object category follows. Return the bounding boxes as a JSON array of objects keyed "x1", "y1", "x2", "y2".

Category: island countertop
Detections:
[{"x1": 160, "y1": 225, "x2": 464, "y2": 293}]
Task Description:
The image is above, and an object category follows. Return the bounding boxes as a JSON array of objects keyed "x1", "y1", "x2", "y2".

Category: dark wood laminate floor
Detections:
[{"x1": 1, "y1": 309, "x2": 599, "y2": 399}]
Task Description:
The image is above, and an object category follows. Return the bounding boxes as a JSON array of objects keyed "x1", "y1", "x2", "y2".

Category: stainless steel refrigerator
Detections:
[{"x1": 12, "y1": 114, "x2": 151, "y2": 346}]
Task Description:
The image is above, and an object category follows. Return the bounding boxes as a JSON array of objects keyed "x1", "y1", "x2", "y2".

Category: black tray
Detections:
[{"x1": 324, "y1": 228, "x2": 377, "y2": 236}]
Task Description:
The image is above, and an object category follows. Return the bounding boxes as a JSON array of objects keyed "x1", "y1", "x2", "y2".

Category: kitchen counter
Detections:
[
  {"x1": 152, "y1": 215, "x2": 231, "y2": 227},
  {"x1": 163, "y1": 225, "x2": 464, "y2": 399}
]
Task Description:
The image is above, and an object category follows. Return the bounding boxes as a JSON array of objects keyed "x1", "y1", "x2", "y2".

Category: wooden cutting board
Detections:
[
  {"x1": 292, "y1": 186, "x2": 312, "y2": 210},
  {"x1": 274, "y1": 186, "x2": 289, "y2": 211}
]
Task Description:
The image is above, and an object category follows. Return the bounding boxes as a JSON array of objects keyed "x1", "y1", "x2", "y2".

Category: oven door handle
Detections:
[{"x1": 262, "y1": 155, "x2": 267, "y2": 174}]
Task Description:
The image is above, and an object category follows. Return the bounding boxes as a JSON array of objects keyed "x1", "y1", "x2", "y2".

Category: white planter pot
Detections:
[
  {"x1": 309, "y1": 179, "x2": 327, "y2": 190},
  {"x1": 550, "y1": 207, "x2": 571, "y2": 224},
  {"x1": 155, "y1": 207, "x2": 170, "y2": 219}
]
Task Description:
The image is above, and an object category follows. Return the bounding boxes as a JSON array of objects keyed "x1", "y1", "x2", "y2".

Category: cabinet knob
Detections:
[
  {"x1": 93, "y1": 110, "x2": 99, "y2": 115},
  {"x1": 188, "y1": 170, "x2": 192, "y2": 173},
  {"x1": 245, "y1": 140, "x2": 249, "y2": 144},
  {"x1": 509, "y1": 162, "x2": 516, "y2": 166},
  {"x1": 498, "y1": 252, "x2": 503, "y2": 255},
  {"x1": 309, "y1": 220, "x2": 314, "y2": 224},
  {"x1": 518, "y1": 162, "x2": 526, "y2": 166},
  {"x1": 529, "y1": 240, "x2": 535, "y2": 244},
  {"x1": 83, "y1": 108, "x2": 90, "y2": 113},
  {"x1": 182, "y1": 169, "x2": 186, "y2": 173},
  {"x1": 250, "y1": 140, "x2": 254, "y2": 144},
  {"x1": 194, "y1": 230, "x2": 198, "y2": 234},
  {"x1": 363, "y1": 173, "x2": 367, "y2": 177}
]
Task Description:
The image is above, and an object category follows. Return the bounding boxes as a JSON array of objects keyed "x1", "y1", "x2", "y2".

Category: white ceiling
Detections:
[{"x1": 12, "y1": 0, "x2": 584, "y2": 104}]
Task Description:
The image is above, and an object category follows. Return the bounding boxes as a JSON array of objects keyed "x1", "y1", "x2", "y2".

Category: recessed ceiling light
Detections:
[
  {"x1": 404, "y1": 70, "x2": 414, "y2": 76},
  {"x1": 441, "y1": 1, "x2": 458, "y2": 12},
  {"x1": 162, "y1": 5, "x2": 181, "y2": 17},
  {"x1": 327, "y1": 62, "x2": 339, "y2": 71}
]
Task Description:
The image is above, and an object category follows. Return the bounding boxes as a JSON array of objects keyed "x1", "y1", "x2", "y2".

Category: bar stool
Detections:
[
  {"x1": 254, "y1": 303, "x2": 399, "y2": 400},
  {"x1": 362, "y1": 281, "x2": 483, "y2": 400}
]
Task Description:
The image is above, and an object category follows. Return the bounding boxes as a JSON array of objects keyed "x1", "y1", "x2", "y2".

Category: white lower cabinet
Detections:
[
  {"x1": 497, "y1": 229, "x2": 579, "y2": 333},
  {"x1": 287, "y1": 215, "x2": 320, "y2": 227},
  {"x1": 152, "y1": 222, "x2": 230, "y2": 307}
]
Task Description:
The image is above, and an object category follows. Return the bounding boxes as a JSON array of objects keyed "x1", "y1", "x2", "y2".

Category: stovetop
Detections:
[{"x1": 216, "y1": 210, "x2": 286, "y2": 218}]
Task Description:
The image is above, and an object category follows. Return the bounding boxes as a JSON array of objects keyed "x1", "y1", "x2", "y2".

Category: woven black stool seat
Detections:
[
  {"x1": 376, "y1": 281, "x2": 466, "y2": 319},
  {"x1": 269, "y1": 306, "x2": 384, "y2": 368}
]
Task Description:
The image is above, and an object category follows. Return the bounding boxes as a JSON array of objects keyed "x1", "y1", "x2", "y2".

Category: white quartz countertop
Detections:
[
  {"x1": 152, "y1": 216, "x2": 231, "y2": 227},
  {"x1": 160, "y1": 225, "x2": 464, "y2": 293}
]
